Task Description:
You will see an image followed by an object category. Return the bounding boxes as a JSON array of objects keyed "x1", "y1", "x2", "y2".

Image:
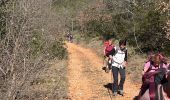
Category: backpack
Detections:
[
  {"x1": 104, "y1": 41, "x2": 114, "y2": 54},
  {"x1": 105, "y1": 45, "x2": 114, "y2": 52}
]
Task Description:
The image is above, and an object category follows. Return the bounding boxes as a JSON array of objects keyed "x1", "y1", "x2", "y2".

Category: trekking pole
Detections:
[
  {"x1": 109, "y1": 59, "x2": 114, "y2": 100},
  {"x1": 111, "y1": 66, "x2": 114, "y2": 99},
  {"x1": 105, "y1": 58, "x2": 113, "y2": 100},
  {"x1": 106, "y1": 69, "x2": 113, "y2": 100}
]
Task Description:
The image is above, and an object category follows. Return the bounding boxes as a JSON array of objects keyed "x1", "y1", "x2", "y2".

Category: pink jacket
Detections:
[{"x1": 143, "y1": 61, "x2": 167, "y2": 73}]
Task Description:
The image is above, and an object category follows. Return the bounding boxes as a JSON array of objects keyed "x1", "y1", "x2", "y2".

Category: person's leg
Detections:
[
  {"x1": 71, "y1": 36, "x2": 73, "y2": 43},
  {"x1": 104, "y1": 56, "x2": 109, "y2": 72},
  {"x1": 112, "y1": 66, "x2": 119, "y2": 95},
  {"x1": 138, "y1": 83, "x2": 149, "y2": 98},
  {"x1": 105, "y1": 54, "x2": 111, "y2": 73},
  {"x1": 119, "y1": 67, "x2": 126, "y2": 95}
]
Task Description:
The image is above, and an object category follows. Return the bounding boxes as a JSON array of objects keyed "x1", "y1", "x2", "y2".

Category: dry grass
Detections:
[
  {"x1": 16, "y1": 59, "x2": 68, "y2": 100},
  {"x1": 0, "y1": 0, "x2": 68, "y2": 99},
  {"x1": 127, "y1": 55, "x2": 146, "y2": 83}
]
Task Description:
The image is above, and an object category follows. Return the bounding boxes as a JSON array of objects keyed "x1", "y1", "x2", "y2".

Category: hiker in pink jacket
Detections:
[
  {"x1": 139, "y1": 53, "x2": 168, "y2": 100},
  {"x1": 142, "y1": 60, "x2": 167, "y2": 75},
  {"x1": 139, "y1": 65, "x2": 170, "y2": 100}
]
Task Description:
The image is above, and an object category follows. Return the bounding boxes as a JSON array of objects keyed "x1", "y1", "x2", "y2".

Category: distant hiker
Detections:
[
  {"x1": 138, "y1": 53, "x2": 168, "y2": 100},
  {"x1": 111, "y1": 39, "x2": 127, "y2": 96},
  {"x1": 103, "y1": 38, "x2": 115, "y2": 73},
  {"x1": 67, "y1": 32, "x2": 73, "y2": 43}
]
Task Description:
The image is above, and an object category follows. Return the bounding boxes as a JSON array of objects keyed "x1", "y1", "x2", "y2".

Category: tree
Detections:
[{"x1": 0, "y1": 0, "x2": 67, "y2": 99}]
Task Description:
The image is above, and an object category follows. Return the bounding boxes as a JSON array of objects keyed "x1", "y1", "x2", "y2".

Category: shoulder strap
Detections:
[
  {"x1": 115, "y1": 46, "x2": 127, "y2": 54},
  {"x1": 113, "y1": 46, "x2": 118, "y2": 54},
  {"x1": 146, "y1": 61, "x2": 153, "y2": 73},
  {"x1": 123, "y1": 48, "x2": 127, "y2": 52}
]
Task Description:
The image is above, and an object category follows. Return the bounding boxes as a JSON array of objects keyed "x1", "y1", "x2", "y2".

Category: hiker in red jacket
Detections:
[{"x1": 103, "y1": 38, "x2": 114, "y2": 73}]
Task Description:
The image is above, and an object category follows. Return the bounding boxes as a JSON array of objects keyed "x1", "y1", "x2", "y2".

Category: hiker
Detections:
[
  {"x1": 138, "y1": 64, "x2": 170, "y2": 100},
  {"x1": 67, "y1": 32, "x2": 73, "y2": 43},
  {"x1": 111, "y1": 39, "x2": 127, "y2": 96},
  {"x1": 142, "y1": 52, "x2": 167, "y2": 74},
  {"x1": 138, "y1": 53, "x2": 168, "y2": 100},
  {"x1": 103, "y1": 38, "x2": 115, "y2": 73}
]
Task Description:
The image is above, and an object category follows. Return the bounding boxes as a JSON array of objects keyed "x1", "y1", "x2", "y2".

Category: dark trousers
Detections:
[{"x1": 112, "y1": 66, "x2": 126, "y2": 92}]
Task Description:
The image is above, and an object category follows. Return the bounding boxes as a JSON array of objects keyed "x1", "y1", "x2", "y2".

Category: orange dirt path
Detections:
[{"x1": 66, "y1": 42, "x2": 140, "y2": 100}]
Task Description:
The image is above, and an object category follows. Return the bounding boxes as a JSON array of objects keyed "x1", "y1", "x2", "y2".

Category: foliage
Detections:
[
  {"x1": 49, "y1": 39, "x2": 68, "y2": 60},
  {"x1": 74, "y1": 0, "x2": 169, "y2": 54},
  {"x1": 0, "y1": 0, "x2": 67, "y2": 99}
]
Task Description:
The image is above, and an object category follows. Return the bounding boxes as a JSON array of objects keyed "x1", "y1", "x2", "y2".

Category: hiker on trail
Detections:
[
  {"x1": 103, "y1": 38, "x2": 115, "y2": 73},
  {"x1": 67, "y1": 32, "x2": 73, "y2": 43},
  {"x1": 111, "y1": 39, "x2": 127, "y2": 96},
  {"x1": 138, "y1": 53, "x2": 168, "y2": 100},
  {"x1": 138, "y1": 64, "x2": 170, "y2": 100},
  {"x1": 142, "y1": 53, "x2": 168, "y2": 81}
]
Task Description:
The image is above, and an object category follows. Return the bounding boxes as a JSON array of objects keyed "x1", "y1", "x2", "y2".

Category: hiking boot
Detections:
[
  {"x1": 118, "y1": 90, "x2": 124, "y2": 96},
  {"x1": 113, "y1": 92, "x2": 118, "y2": 96}
]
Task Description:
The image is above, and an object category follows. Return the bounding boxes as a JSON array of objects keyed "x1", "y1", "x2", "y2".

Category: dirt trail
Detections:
[{"x1": 66, "y1": 42, "x2": 140, "y2": 100}]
